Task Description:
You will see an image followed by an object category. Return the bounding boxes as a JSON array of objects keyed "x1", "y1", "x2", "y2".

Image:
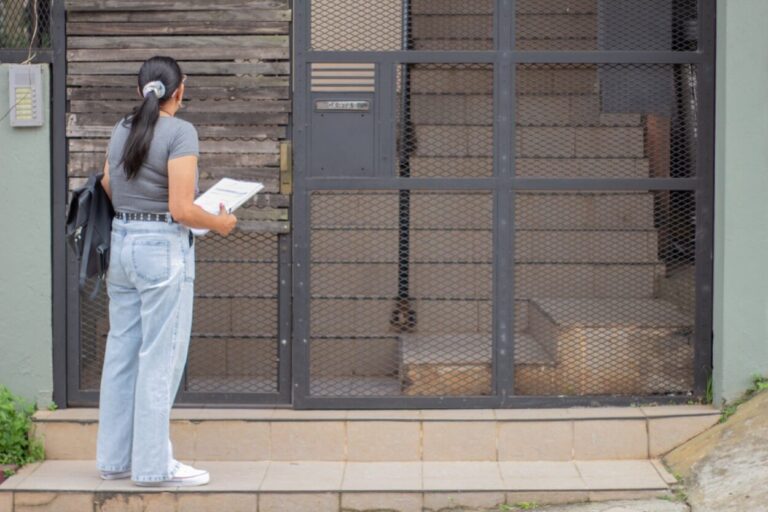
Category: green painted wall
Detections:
[
  {"x1": 0, "y1": 63, "x2": 52, "y2": 407},
  {"x1": 713, "y1": 0, "x2": 768, "y2": 404}
]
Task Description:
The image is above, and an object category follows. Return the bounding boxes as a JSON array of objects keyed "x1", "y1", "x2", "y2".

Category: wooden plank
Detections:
[
  {"x1": 65, "y1": 0, "x2": 289, "y2": 12},
  {"x1": 68, "y1": 86, "x2": 289, "y2": 101},
  {"x1": 66, "y1": 112, "x2": 288, "y2": 127},
  {"x1": 237, "y1": 220, "x2": 290, "y2": 234},
  {"x1": 67, "y1": 122, "x2": 286, "y2": 140},
  {"x1": 68, "y1": 47, "x2": 288, "y2": 62},
  {"x1": 69, "y1": 100, "x2": 290, "y2": 114},
  {"x1": 68, "y1": 61, "x2": 289, "y2": 75},
  {"x1": 68, "y1": 35, "x2": 287, "y2": 49},
  {"x1": 67, "y1": 21, "x2": 289, "y2": 36},
  {"x1": 67, "y1": 9, "x2": 291, "y2": 22},
  {"x1": 68, "y1": 152, "x2": 280, "y2": 174},
  {"x1": 67, "y1": 75, "x2": 288, "y2": 87},
  {"x1": 70, "y1": 139, "x2": 280, "y2": 154}
]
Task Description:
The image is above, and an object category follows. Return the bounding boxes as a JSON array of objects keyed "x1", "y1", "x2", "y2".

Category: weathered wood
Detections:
[
  {"x1": 67, "y1": 21, "x2": 289, "y2": 36},
  {"x1": 70, "y1": 139, "x2": 279, "y2": 154},
  {"x1": 68, "y1": 47, "x2": 289, "y2": 62},
  {"x1": 68, "y1": 61, "x2": 289, "y2": 75},
  {"x1": 68, "y1": 74, "x2": 289, "y2": 87},
  {"x1": 237, "y1": 220, "x2": 289, "y2": 234},
  {"x1": 69, "y1": 152, "x2": 280, "y2": 174},
  {"x1": 69, "y1": 100, "x2": 290, "y2": 114},
  {"x1": 68, "y1": 35, "x2": 288, "y2": 49},
  {"x1": 65, "y1": 0, "x2": 293, "y2": 236},
  {"x1": 67, "y1": 9, "x2": 291, "y2": 22},
  {"x1": 66, "y1": 112, "x2": 289, "y2": 127},
  {"x1": 65, "y1": 0, "x2": 289, "y2": 12},
  {"x1": 67, "y1": 121, "x2": 286, "y2": 140},
  {"x1": 68, "y1": 86, "x2": 288, "y2": 101}
]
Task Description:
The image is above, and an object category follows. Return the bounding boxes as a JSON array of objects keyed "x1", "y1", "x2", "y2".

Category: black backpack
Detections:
[{"x1": 66, "y1": 173, "x2": 115, "y2": 299}]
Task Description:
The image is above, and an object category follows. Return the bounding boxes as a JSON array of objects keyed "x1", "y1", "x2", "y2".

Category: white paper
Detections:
[{"x1": 189, "y1": 178, "x2": 264, "y2": 236}]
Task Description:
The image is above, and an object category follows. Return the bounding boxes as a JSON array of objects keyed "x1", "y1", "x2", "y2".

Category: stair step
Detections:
[
  {"x1": 413, "y1": 125, "x2": 644, "y2": 159},
  {"x1": 409, "y1": 156, "x2": 651, "y2": 179},
  {"x1": 399, "y1": 333, "x2": 554, "y2": 395},
  {"x1": 520, "y1": 298, "x2": 694, "y2": 395},
  {"x1": 0, "y1": 459, "x2": 677, "y2": 510},
  {"x1": 31, "y1": 407, "x2": 720, "y2": 463},
  {"x1": 312, "y1": 191, "x2": 657, "y2": 231}
]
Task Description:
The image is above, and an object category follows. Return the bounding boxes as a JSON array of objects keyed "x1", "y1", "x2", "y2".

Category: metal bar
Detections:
[
  {"x1": 283, "y1": 393, "x2": 693, "y2": 409},
  {"x1": 298, "y1": 396, "x2": 502, "y2": 409},
  {"x1": 494, "y1": 0, "x2": 515, "y2": 404},
  {"x1": 290, "y1": 0, "x2": 311, "y2": 409},
  {"x1": 50, "y1": 0, "x2": 68, "y2": 407},
  {"x1": 304, "y1": 177, "x2": 700, "y2": 191},
  {"x1": 692, "y1": 0, "x2": 716, "y2": 397},
  {"x1": 50, "y1": 2, "x2": 68, "y2": 408},
  {"x1": 0, "y1": 49, "x2": 54, "y2": 63},
  {"x1": 277, "y1": 234, "x2": 293, "y2": 402},
  {"x1": 305, "y1": 51, "x2": 705, "y2": 64}
]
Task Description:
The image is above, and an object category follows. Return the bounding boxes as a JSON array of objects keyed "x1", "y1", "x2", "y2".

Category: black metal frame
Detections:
[
  {"x1": 291, "y1": 0, "x2": 716, "y2": 408},
  {"x1": 52, "y1": 0, "x2": 715, "y2": 409},
  {"x1": 57, "y1": 3, "x2": 295, "y2": 408}
]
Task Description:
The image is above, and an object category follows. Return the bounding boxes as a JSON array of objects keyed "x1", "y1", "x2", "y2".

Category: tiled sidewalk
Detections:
[{"x1": 0, "y1": 458, "x2": 675, "y2": 510}]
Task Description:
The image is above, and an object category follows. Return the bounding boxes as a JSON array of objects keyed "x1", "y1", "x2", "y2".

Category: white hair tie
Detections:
[{"x1": 142, "y1": 80, "x2": 166, "y2": 99}]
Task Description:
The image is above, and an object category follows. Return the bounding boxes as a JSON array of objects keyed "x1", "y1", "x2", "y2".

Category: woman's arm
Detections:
[
  {"x1": 168, "y1": 155, "x2": 237, "y2": 236},
  {"x1": 100, "y1": 157, "x2": 112, "y2": 200}
]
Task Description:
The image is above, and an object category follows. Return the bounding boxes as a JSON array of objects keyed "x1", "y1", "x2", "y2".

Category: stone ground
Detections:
[
  {"x1": 504, "y1": 500, "x2": 689, "y2": 511},
  {"x1": 665, "y1": 389, "x2": 768, "y2": 512}
]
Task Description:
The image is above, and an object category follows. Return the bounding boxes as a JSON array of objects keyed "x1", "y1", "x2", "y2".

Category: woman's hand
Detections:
[{"x1": 214, "y1": 203, "x2": 237, "y2": 236}]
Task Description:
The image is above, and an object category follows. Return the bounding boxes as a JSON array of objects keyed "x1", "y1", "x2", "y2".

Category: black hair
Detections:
[{"x1": 120, "y1": 56, "x2": 184, "y2": 180}]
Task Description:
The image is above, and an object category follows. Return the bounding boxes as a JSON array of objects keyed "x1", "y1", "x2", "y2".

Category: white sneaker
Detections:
[
  {"x1": 134, "y1": 463, "x2": 210, "y2": 487},
  {"x1": 100, "y1": 469, "x2": 131, "y2": 480}
]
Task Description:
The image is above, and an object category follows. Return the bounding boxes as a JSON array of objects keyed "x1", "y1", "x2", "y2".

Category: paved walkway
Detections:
[{"x1": 524, "y1": 500, "x2": 688, "y2": 511}]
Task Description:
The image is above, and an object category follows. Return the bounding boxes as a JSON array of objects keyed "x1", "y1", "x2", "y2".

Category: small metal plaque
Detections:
[{"x1": 315, "y1": 100, "x2": 371, "y2": 112}]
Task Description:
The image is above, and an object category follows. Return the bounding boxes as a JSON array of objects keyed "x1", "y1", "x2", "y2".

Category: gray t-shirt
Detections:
[{"x1": 107, "y1": 116, "x2": 199, "y2": 213}]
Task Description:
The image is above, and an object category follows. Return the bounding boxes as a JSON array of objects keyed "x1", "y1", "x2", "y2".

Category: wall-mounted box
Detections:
[{"x1": 8, "y1": 64, "x2": 44, "y2": 127}]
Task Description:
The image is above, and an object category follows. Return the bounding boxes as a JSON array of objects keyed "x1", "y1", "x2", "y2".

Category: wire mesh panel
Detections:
[
  {"x1": 515, "y1": 0, "x2": 699, "y2": 51},
  {"x1": 185, "y1": 231, "x2": 280, "y2": 394},
  {"x1": 79, "y1": 278, "x2": 109, "y2": 391},
  {"x1": 0, "y1": 0, "x2": 51, "y2": 49},
  {"x1": 295, "y1": 0, "x2": 712, "y2": 407},
  {"x1": 513, "y1": 190, "x2": 696, "y2": 395},
  {"x1": 76, "y1": 231, "x2": 281, "y2": 397},
  {"x1": 399, "y1": 63, "x2": 494, "y2": 178},
  {"x1": 310, "y1": 0, "x2": 494, "y2": 51},
  {"x1": 516, "y1": 63, "x2": 698, "y2": 179},
  {"x1": 308, "y1": 190, "x2": 493, "y2": 397}
]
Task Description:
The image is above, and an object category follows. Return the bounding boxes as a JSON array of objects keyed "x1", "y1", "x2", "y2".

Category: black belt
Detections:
[{"x1": 115, "y1": 211, "x2": 175, "y2": 223}]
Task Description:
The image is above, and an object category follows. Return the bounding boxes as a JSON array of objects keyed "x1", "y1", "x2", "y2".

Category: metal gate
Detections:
[{"x1": 291, "y1": 0, "x2": 714, "y2": 408}]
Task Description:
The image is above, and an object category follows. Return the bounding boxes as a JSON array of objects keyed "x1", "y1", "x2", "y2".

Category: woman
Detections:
[{"x1": 95, "y1": 56, "x2": 237, "y2": 487}]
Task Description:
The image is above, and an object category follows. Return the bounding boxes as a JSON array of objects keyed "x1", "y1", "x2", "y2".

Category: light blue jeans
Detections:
[{"x1": 96, "y1": 216, "x2": 195, "y2": 482}]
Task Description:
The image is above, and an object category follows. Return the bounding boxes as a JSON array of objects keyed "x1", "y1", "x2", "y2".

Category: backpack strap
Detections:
[{"x1": 79, "y1": 187, "x2": 97, "y2": 293}]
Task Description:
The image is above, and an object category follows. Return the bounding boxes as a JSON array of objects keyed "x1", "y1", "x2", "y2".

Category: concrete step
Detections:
[
  {"x1": 0, "y1": 459, "x2": 680, "y2": 511},
  {"x1": 412, "y1": 0, "x2": 596, "y2": 17},
  {"x1": 519, "y1": 298, "x2": 695, "y2": 395},
  {"x1": 309, "y1": 262, "x2": 661, "y2": 303},
  {"x1": 413, "y1": 125, "x2": 644, "y2": 159},
  {"x1": 29, "y1": 406, "x2": 718, "y2": 462},
  {"x1": 411, "y1": 66, "x2": 601, "y2": 95},
  {"x1": 408, "y1": 156, "x2": 651, "y2": 178},
  {"x1": 311, "y1": 227, "x2": 659, "y2": 265},
  {"x1": 411, "y1": 93, "x2": 641, "y2": 127},
  {"x1": 399, "y1": 333, "x2": 553, "y2": 395},
  {"x1": 311, "y1": 192, "x2": 656, "y2": 231}
]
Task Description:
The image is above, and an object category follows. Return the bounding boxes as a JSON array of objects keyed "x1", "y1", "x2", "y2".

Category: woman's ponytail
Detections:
[{"x1": 120, "y1": 56, "x2": 184, "y2": 180}]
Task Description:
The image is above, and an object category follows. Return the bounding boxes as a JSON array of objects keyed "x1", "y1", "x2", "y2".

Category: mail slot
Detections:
[{"x1": 309, "y1": 93, "x2": 375, "y2": 177}]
